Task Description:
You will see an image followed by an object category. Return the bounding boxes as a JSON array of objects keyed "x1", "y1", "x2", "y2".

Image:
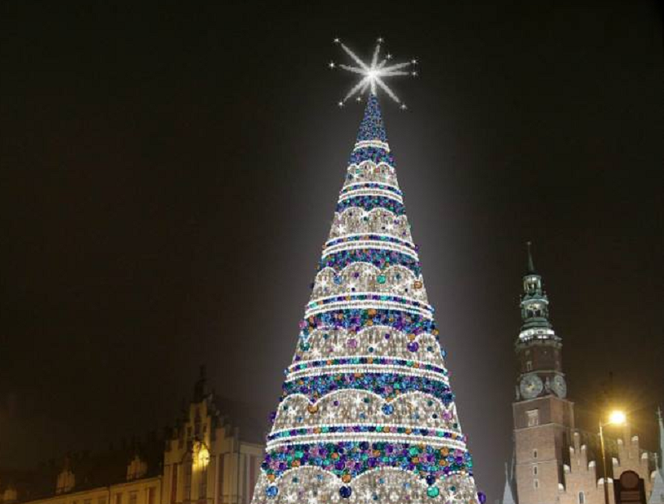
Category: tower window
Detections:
[
  {"x1": 534, "y1": 479, "x2": 539, "y2": 489},
  {"x1": 533, "y1": 465, "x2": 538, "y2": 475},
  {"x1": 526, "y1": 361, "x2": 533, "y2": 372},
  {"x1": 578, "y1": 492, "x2": 585, "y2": 504},
  {"x1": 533, "y1": 449, "x2": 538, "y2": 459},
  {"x1": 527, "y1": 409, "x2": 540, "y2": 427}
]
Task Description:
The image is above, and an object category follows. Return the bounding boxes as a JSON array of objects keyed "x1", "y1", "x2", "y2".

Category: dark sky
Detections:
[{"x1": 1, "y1": 0, "x2": 662, "y2": 500}]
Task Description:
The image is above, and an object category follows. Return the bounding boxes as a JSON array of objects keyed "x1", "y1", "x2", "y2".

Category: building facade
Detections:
[
  {"x1": 0, "y1": 371, "x2": 263, "y2": 504},
  {"x1": 506, "y1": 245, "x2": 663, "y2": 504}
]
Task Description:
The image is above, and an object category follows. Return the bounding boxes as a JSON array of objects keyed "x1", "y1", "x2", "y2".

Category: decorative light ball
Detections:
[
  {"x1": 427, "y1": 486, "x2": 440, "y2": 498},
  {"x1": 265, "y1": 485, "x2": 278, "y2": 499},
  {"x1": 339, "y1": 486, "x2": 352, "y2": 499},
  {"x1": 478, "y1": 492, "x2": 487, "y2": 504}
]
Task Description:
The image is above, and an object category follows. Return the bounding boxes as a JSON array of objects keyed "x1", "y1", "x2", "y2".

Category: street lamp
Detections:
[{"x1": 599, "y1": 410, "x2": 627, "y2": 504}]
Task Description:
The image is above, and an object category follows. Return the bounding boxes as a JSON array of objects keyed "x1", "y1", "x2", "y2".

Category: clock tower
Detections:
[{"x1": 513, "y1": 243, "x2": 575, "y2": 504}]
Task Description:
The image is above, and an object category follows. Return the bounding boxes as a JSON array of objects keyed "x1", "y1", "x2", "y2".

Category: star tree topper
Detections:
[{"x1": 330, "y1": 37, "x2": 418, "y2": 109}]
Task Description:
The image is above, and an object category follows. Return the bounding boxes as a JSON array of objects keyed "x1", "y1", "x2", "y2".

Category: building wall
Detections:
[
  {"x1": 514, "y1": 396, "x2": 575, "y2": 504},
  {"x1": 2, "y1": 478, "x2": 161, "y2": 504},
  {"x1": 162, "y1": 397, "x2": 262, "y2": 504},
  {"x1": 0, "y1": 391, "x2": 263, "y2": 504},
  {"x1": 515, "y1": 420, "x2": 657, "y2": 504}
]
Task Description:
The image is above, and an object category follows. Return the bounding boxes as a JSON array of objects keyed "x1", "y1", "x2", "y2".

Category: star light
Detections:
[{"x1": 330, "y1": 37, "x2": 417, "y2": 108}]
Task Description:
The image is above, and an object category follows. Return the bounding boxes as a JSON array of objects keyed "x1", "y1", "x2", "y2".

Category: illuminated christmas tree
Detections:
[{"x1": 251, "y1": 40, "x2": 483, "y2": 504}]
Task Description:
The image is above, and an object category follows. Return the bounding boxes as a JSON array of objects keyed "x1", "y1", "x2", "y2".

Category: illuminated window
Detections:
[
  {"x1": 527, "y1": 409, "x2": 540, "y2": 427},
  {"x1": 526, "y1": 361, "x2": 533, "y2": 372}
]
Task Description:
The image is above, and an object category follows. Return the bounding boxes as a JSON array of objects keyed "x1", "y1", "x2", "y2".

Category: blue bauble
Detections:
[
  {"x1": 339, "y1": 486, "x2": 352, "y2": 499},
  {"x1": 265, "y1": 486, "x2": 278, "y2": 499}
]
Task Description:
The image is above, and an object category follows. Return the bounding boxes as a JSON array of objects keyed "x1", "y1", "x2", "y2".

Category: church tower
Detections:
[{"x1": 513, "y1": 243, "x2": 575, "y2": 504}]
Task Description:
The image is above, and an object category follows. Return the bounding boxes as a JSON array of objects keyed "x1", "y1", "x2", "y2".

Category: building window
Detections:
[
  {"x1": 533, "y1": 465, "x2": 538, "y2": 475},
  {"x1": 171, "y1": 464, "x2": 178, "y2": 504},
  {"x1": 184, "y1": 457, "x2": 193, "y2": 501},
  {"x1": 534, "y1": 479, "x2": 539, "y2": 489},
  {"x1": 115, "y1": 494, "x2": 122, "y2": 504},
  {"x1": 129, "y1": 492, "x2": 137, "y2": 504},
  {"x1": 147, "y1": 487, "x2": 155, "y2": 504},
  {"x1": 199, "y1": 463, "x2": 208, "y2": 499},
  {"x1": 526, "y1": 361, "x2": 533, "y2": 372},
  {"x1": 527, "y1": 409, "x2": 540, "y2": 427},
  {"x1": 98, "y1": 498, "x2": 107, "y2": 504},
  {"x1": 533, "y1": 449, "x2": 538, "y2": 459},
  {"x1": 578, "y1": 492, "x2": 585, "y2": 504}
]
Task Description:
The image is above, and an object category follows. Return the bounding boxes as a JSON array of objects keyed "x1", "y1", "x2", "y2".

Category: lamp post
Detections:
[{"x1": 599, "y1": 411, "x2": 627, "y2": 504}]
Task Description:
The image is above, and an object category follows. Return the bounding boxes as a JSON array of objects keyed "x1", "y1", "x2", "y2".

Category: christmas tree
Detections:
[{"x1": 251, "y1": 52, "x2": 482, "y2": 503}]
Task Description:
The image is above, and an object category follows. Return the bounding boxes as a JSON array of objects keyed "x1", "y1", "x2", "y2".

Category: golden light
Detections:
[
  {"x1": 196, "y1": 445, "x2": 210, "y2": 467},
  {"x1": 608, "y1": 410, "x2": 627, "y2": 425}
]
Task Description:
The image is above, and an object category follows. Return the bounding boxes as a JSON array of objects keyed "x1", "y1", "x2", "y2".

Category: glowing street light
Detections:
[
  {"x1": 608, "y1": 410, "x2": 627, "y2": 426},
  {"x1": 599, "y1": 410, "x2": 627, "y2": 504}
]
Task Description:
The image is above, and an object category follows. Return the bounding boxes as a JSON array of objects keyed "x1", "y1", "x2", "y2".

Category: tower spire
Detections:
[
  {"x1": 519, "y1": 246, "x2": 556, "y2": 338},
  {"x1": 526, "y1": 241, "x2": 536, "y2": 274},
  {"x1": 501, "y1": 462, "x2": 517, "y2": 504},
  {"x1": 658, "y1": 407, "x2": 664, "y2": 468},
  {"x1": 649, "y1": 407, "x2": 664, "y2": 503}
]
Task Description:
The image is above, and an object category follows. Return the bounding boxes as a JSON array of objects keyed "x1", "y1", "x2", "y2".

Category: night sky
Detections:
[{"x1": 1, "y1": 0, "x2": 662, "y2": 500}]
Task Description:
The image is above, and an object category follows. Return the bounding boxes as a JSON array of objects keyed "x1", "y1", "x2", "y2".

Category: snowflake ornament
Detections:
[{"x1": 330, "y1": 37, "x2": 417, "y2": 109}]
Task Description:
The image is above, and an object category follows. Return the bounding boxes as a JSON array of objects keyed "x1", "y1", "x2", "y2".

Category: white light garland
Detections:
[
  {"x1": 286, "y1": 363, "x2": 448, "y2": 382},
  {"x1": 305, "y1": 297, "x2": 434, "y2": 319},
  {"x1": 266, "y1": 432, "x2": 467, "y2": 451},
  {"x1": 354, "y1": 139, "x2": 391, "y2": 151},
  {"x1": 321, "y1": 240, "x2": 418, "y2": 259},
  {"x1": 337, "y1": 187, "x2": 404, "y2": 204}
]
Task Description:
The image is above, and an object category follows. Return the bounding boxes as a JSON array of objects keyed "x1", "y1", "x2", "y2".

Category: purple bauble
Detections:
[{"x1": 407, "y1": 341, "x2": 419, "y2": 352}]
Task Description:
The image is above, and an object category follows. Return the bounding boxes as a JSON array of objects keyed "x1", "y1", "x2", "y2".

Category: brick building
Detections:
[{"x1": 504, "y1": 245, "x2": 663, "y2": 504}]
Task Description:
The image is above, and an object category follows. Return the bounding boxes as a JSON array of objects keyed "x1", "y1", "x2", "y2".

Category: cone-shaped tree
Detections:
[{"x1": 252, "y1": 95, "x2": 482, "y2": 504}]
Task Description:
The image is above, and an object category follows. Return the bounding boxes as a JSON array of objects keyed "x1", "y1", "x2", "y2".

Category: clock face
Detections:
[
  {"x1": 551, "y1": 375, "x2": 567, "y2": 398},
  {"x1": 520, "y1": 374, "x2": 544, "y2": 399}
]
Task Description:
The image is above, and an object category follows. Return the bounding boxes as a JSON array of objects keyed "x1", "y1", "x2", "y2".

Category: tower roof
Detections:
[{"x1": 518, "y1": 242, "x2": 559, "y2": 341}]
